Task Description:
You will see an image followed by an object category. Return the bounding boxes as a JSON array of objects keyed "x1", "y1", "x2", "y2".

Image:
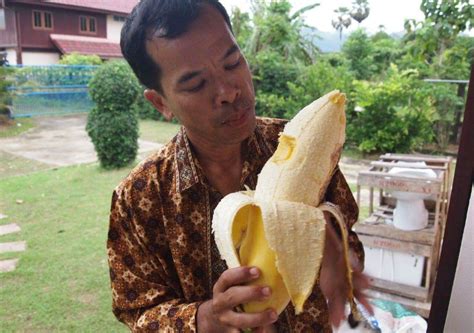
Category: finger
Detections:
[
  {"x1": 213, "y1": 285, "x2": 271, "y2": 311},
  {"x1": 227, "y1": 285, "x2": 272, "y2": 309},
  {"x1": 214, "y1": 266, "x2": 260, "y2": 294},
  {"x1": 221, "y1": 309, "x2": 278, "y2": 329}
]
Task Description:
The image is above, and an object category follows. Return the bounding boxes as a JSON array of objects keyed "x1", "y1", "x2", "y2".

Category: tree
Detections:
[
  {"x1": 230, "y1": 7, "x2": 252, "y2": 48},
  {"x1": 342, "y1": 29, "x2": 374, "y2": 80},
  {"x1": 332, "y1": 7, "x2": 352, "y2": 41},
  {"x1": 403, "y1": 0, "x2": 473, "y2": 67},
  {"x1": 399, "y1": 0, "x2": 473, "y2": 148},
  {"x1": 244, "y1": 0, "x2": 320, "y2": 65},
  {"x1": 350, "y1": 0, "x2": 370, "y2": 24}
]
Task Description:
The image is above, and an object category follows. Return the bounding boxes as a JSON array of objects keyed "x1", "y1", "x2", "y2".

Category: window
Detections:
[
  {"x1": 79, "y1": 16, "x2": 97, "y2": 34},
  {"x1": 0, "y1": 9, "x2": 6, "y2": 30},
  {"x1": 32, "y1": 10, "x2": 53, "y2": 30},
  {"x1": 113, "y1": 15, "x2": 126, "y2": 22}
]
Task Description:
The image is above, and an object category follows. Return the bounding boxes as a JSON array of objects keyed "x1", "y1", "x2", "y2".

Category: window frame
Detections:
[
  {"x1": 32, "y1": 10, "x2": 54, "y2": 31},
  {"x1": 79, "y1": 15, "x2": 97, "y2": 35},
  {"x1": 113, "y1": 15, "x2": 126, "y2": 22}
]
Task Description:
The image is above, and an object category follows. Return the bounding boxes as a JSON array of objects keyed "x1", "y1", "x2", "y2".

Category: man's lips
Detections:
[{"x1": 222, "y1": 107, "x2": 252, "y2": 126}]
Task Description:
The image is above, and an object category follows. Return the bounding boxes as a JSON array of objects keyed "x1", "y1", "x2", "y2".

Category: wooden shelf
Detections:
[{"x1": 354, "y1": 153, "x2": 453, "y2": 308}]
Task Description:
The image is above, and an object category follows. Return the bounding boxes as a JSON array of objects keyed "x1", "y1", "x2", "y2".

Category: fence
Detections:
[{"x1": 6, "y1": 65, "x2": 99, "y2": 118}]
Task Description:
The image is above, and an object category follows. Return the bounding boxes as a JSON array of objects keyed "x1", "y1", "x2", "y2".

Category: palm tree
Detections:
[{"x1": 332, "y1": 7, "x2": 352, "y2": 41}]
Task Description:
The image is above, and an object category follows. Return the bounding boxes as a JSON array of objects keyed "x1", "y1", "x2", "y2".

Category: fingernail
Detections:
[
  {"x1": 261, "y1": 287, "x2": 271, "y2": 296},
  {"x1": 249, "y1": 267, "x2": 259, "y2": 277}
]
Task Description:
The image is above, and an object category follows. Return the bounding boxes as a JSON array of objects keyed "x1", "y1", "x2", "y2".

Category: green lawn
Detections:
[
  {"x1": 0, "y1": 163, "x2": 131, "y2": 332},
  {"x1": 0, "y1": 150, "x2": 52, "y2": 179},
  {"x1": 139, "y1": 119, "x2": 180, "y2": 144},
  {"x1": 0, "y1": 118, "x2": 36, "y2": 138}
]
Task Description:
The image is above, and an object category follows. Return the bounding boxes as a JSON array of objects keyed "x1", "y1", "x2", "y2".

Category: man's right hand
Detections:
[{"x1": 197, "y1": 266, "x2": 278, "y2": 333}]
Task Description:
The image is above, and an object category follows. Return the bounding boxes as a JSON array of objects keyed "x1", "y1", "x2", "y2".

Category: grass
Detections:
[
  {"x1": 139, "y1": 119, "x2": 180, "y2": 144},
  {"x1": 0, "y1": 118, "x2": 36, "y2": 138},
  {"x1": 0, "y1": 163, "x2": 131, "y2": 332},
  {"x1": 0, "y1": 151, "x2": 52, "y2": 179}
]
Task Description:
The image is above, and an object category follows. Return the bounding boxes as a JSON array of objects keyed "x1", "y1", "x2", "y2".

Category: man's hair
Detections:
[{"x1": 121, "y1": 0, "x2": 232, "y2": 93}]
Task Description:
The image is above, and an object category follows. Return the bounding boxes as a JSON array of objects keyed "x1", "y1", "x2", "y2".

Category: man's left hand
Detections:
[{"x1": 319, "y1": 217, "x2": 373, "y2": 327}]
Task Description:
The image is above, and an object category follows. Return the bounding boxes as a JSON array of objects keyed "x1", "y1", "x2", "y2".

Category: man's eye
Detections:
[
  {"x1": 187, "y1": 80, "x2": 206, "y2": 92},
  {"x1": 225, "y1": 59, "x2": 241, "y2": 70}
]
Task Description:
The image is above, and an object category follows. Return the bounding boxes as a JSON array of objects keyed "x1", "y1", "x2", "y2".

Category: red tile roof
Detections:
[
  {"x1": 41, "y1": 0, "x2": 138, "y2": 15},
  {"x1": 50, "y1": 34, "x2": 123, "y2": 59}
]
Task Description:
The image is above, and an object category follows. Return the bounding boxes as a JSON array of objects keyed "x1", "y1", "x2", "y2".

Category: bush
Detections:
[
  {"x1": 349, "y1": 65, "x2": 435, "y2": 154},
  {"x1": 86, "y1": 61, "x2": 141, "y2": 169},
  {"x1": 59, "y1": 53, "x2": 102, "y2": 65},
  {"x1": 285, "y1": 58, "x2": 355, "y2": 119},
  {"x1": 0, "y1": 66, "x2": 13, "y2": 120}
]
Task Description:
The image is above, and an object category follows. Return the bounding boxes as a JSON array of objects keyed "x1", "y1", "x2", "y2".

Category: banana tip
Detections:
[{"x1": 330, "y1": 92, "x2": 346, "y2": 106}]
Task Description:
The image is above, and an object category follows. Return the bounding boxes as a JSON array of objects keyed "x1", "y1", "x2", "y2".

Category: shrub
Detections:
[
  {"x1": 86, "y1": 61, "x2": 141, "y2": 169},
  {"x1": 132, "y1": 93, "x2": 160, "y2": 120},
  {"x1": 0, "y1": 66, "x2": 13, "y2": 121},
  {"x1": 349, "y1": 65, "x2": 435, "y2": 154},
  {"x1": 59, "y1": 53, "x2": 103, "y2": 65}
]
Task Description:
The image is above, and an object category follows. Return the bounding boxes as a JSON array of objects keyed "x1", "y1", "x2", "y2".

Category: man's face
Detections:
[{"x1": 146, "y1": 5, "x2": 256, "y2": 147}]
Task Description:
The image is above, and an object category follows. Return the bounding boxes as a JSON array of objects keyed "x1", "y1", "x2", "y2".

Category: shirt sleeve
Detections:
[
  {"x1": 107, "y1": 184, "x2": 202, "y2": 332},
  {"x1": 324, "y1": 165, "x2": 365, "y2": 270}
]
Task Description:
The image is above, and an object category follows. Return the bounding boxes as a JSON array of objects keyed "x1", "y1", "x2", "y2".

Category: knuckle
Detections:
[
  {"x1": 223, "y1": 291, "x2": 236, "y2": 306},
  {"x1": 212, "y1": 296, "x2": 223, "y2": 311}
]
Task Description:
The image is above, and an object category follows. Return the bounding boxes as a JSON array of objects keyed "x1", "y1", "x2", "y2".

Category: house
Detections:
[{"x1": 0, "y1": 0, "x2": 138, "y2": 65}]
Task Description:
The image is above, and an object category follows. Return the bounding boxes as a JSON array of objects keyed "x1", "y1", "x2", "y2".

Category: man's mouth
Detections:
[{"x1": 221, "y1": 107, "x2": 252, "y2": 127}]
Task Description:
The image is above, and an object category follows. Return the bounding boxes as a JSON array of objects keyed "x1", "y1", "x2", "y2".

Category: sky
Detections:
[{"x1": 219, "y1": 0, "x2": 427, "y2": 34}]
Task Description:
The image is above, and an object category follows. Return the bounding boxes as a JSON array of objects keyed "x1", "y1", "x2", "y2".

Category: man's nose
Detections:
[{"x1": 213, "y1": 77, "x2": 241, "y2": 106}]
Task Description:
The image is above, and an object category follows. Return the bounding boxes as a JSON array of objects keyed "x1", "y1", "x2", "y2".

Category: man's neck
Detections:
[{"x1": 186, "y1": 132, "x2": 245, "y2": 195}]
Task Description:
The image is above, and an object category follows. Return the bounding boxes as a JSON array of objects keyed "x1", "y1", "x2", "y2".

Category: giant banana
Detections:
[{"x1": 212, "y1": 90, "x2": 360, "y2": 318}]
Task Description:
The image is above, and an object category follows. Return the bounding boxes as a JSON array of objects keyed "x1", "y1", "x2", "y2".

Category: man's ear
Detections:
[{"x1": 144, "y1": 89, "x2": 174, "y2": 121}]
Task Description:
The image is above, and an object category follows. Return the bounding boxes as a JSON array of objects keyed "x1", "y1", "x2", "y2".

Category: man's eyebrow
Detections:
[
  {"x1": 177, "y1": 70, "x2": 202, "y2": 85},
  {"x1": 221, "y1": 44, "x2": 239, "y2": 61}
]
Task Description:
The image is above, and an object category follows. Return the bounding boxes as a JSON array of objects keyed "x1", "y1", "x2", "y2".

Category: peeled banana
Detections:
[{"x1": 212, "y1": 90, "x2": 360, "y2": 318}]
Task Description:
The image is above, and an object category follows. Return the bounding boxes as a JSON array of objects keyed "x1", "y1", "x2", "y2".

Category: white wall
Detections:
[
  {"x1": 107, "y1": 15, "x2": 124, "y2": 43},
  {"x1": 6, "y1": 48, "x2": 17, "y2": 65},
  {"x1": 21, "y1": 52, "x2": 60, "y2": 65},
  {"x1": 445, "y1": 186, "x2": 474, "y2": 332}
]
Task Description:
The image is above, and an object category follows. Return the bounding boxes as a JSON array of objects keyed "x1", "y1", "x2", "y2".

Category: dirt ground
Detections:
[{"x1": 0, "y1": 114, "x2": 162, "y2": 167}]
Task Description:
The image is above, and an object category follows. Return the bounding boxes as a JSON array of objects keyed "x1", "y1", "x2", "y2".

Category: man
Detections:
[{"x1": 108, "y1": 0, "x2": 369, "y2": 332}]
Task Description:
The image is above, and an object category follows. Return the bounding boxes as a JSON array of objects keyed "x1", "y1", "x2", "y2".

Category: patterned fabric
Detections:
[{"x1": 107, "y1": 117, "x2": 363, "y2": 332}]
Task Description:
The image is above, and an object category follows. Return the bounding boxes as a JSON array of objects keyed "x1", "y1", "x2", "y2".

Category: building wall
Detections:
[
  {"x1": 5, "y1": 48, "x2": 17, "y2": 64},
  {"x1": 106, "y1": 15, "x2": 124, "y2": 43},
  {"x1": 0, "y1": 7, "x2": 17, "y2": 47},
  {"x1": 21, "y1": 51, "x2": 60, "y2": 65},
  {"x1": 445, "y1": 186, "x2": 474, "y2": 332},
  {"x1": 15, "y1": 4, "x2": 107, "y2": 50}
]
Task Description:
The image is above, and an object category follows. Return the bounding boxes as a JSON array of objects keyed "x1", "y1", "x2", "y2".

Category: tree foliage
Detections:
[{"x1": 226, "y1": 0, "x2": 473, "y2": 153}]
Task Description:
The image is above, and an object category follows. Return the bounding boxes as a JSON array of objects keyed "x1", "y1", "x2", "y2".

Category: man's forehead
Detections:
[{"x1": 146, "y1": 5, "x2": 235, "y2": 73}]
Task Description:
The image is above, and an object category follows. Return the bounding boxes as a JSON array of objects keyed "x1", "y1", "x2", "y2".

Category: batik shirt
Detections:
[{"x1": 107, "y1": 117, "x2": 364, "y2": 332}]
